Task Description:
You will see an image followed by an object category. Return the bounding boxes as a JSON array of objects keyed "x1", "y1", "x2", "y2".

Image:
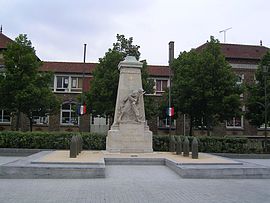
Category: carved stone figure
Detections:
[{"x1": 118, "y1": 88, "x2": 145, "y2": 123}]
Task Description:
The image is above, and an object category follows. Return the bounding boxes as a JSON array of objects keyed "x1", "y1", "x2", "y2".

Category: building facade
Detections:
[{"x1": 0, "y1": 32, "x2": 269, "y2": 136}]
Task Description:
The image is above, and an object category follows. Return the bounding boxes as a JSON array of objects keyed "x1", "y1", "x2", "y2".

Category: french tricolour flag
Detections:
[
  {"x1": 77, "y1": 104, "x2": 87, "y2": 115},
  {"x1": 167, "y1": 107, "x2": 174, "y2": 117}
]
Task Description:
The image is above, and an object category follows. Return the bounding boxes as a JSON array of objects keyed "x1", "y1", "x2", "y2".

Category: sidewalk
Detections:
[{"x1": 0, "y1": 156, "x2": 270, "y2": 202}]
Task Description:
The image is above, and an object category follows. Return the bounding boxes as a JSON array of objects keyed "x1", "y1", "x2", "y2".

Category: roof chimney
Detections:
[
  {"x1": 168, "y1": 41, "x2": 174, "y2": 65},
  {"x1": 83, "y1": 44, "x2": 87, "y2": 63},
  {"x1": 0, "y1": 25, "x2": 2, "y2": 33},
  {"x1": 260, "y1": 40, "x2": 263, "y2": 46}
]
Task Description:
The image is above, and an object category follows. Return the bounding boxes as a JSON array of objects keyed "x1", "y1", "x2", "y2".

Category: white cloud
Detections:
[{"x1": 1, "y1": 0, "x2": 270, "y2": 65}]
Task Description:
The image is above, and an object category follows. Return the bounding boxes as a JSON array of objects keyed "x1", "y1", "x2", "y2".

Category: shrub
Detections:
[
  {"x1": 0, "y1": 131, "x2": 106, "y2": 150},
  {"x1": 153, "y1": 135, "x2": 266, "y2": 154},
  {"x1": 0, "y1": 131, "x2": 267, "y2": 153}
]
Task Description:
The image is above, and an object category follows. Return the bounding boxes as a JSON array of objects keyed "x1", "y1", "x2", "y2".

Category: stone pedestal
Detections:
[{"x1": 106, "y1": 56, "x2": 153, "y2": 153}]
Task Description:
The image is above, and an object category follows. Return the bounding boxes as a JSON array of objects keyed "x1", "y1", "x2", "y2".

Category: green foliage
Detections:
[
  {"x1": 152, "y1": 134, "x2": 170, "y2": 151},
  {"x1": 152, "y1": 135, "x2": 265, "y2": 153},
  {"x1": 0, "y1": 34, "x2": 59, "y2": 131},
  {"x1": 112, "y1": 34, "x2": 140, "y2": 60},
  {"x1": 0, "y1": 131, "x2": 106, "y2": 150},
  {"x1": 246, "y1": 51, "x2": 270, "y2": 127},
  {"x1": 86, "y1": 34, "x2": 156, "y2": 121},
  {"x1": 0, "y1": 131, "x2": 266, "y2": 153},
  {"x1": 86, "y1": 50, "x2": 122, "y2": 117},
  {"x1": 171, "y1": 36, "x2": 242, "y2": 135},
  {"x1": 81, "y1": 132, "x2": 106, "y2": 150}
]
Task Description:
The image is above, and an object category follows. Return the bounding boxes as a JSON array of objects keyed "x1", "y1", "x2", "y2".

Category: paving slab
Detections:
[
  {"x1": 1, "y1": 150, "x2": 270, "y2": 179},
  {"x1": 38, "y1": 150, "x2": 240, "y2": 164},
  {"x1": 0, "y1": 151, "x2": 105, "y2": 179}
]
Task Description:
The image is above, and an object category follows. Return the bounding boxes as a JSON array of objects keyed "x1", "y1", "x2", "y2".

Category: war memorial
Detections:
[{"x1": 1, "y1": 56, "x2": 270, "y2": 179}]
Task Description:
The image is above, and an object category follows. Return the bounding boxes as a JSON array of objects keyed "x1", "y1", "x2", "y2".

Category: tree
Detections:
[
  {"x1": 171, "y1": 36, "x2": 242, "y2": 135},
  {"x1": 246, "y1": 51, "x2": 270, "y2": 127},
  {"x1": 0, "y1": 34, "x2": 59, "y2": 131},
  {"x1": 86, "y1": 34, "x2": 156, "y2": 123}
]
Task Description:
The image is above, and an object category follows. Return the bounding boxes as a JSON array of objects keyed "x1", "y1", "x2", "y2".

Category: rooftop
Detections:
[
  {"x1": 196, "y1": 43, "x2": 269, "y2": 60},
  {"x1": 40, "y1": 61, "x2": 97, "y2": 74},
  {"x1": 0, "y1": 33, "x2": 13, "y2": 49}
]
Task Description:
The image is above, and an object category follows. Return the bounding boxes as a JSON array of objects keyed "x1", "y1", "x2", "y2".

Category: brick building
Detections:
[{"x1": 0, "y1": 32, "x2": 269, "y2": 136}]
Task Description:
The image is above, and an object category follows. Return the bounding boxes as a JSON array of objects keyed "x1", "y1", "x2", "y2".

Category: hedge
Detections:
[
  {"x1": 0, "y1": 131, "x2": 106, "y2": 150},
  {"x1": 0, "y1": 131, "x2": 268, "y2": 153},
  {"x1": 152, "y1": 135, "x2": 268, "y2": 153}
]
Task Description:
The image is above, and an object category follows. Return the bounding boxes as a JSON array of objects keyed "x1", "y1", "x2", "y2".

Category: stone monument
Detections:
[{"x1": 106, "y1": 56, "x2": 153, "y2": 153}]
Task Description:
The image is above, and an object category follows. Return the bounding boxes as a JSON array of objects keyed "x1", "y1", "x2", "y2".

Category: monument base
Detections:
[{"x1": 106, "y1": 122, "x2": 153, "y2": 153}]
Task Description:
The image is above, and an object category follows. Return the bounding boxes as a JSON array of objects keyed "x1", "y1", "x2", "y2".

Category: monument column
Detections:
[{"x1": 106, "y1": 56, "x2": 153, "y2": 153}]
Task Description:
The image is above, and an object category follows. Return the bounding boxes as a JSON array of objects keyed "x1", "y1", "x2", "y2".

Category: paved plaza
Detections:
[{"x1": 1, "y1": 156, "x2": 270, "y2": 203}]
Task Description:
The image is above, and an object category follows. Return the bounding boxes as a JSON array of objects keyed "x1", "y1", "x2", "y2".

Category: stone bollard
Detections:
[
  {"x1": 70, "y1": 136, "x2": 77, "y2": 158},
  {"x1": 169, "y1": 136, "x2": 174, "y2": 152},
  {"x1": 76, "y1": 135, "x2": 81, "y2": 154},
  {"x1": 171, "y1": 136, "x2": 176, "y2": 152},
  {"x1": 176, "y1": 136, "x2": 182, "y2": 155},
  {"x1": 192, "y1": 137, "x2": 199, "y2": 159},
  {"x1": 78, "y1": 135, "x2": 83, "y2": 153},
  {"x1": 74, "y1": 135, "x2": 79, "y2": 155},
  {"x1": 183, "y1": 136, "x2": 190, "y2": 157}
]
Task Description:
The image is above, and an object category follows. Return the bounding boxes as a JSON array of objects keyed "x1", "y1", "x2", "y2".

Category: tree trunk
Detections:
[
  {"x1": 29, "y1": 118, "x2": 33, "y2": 132},
  {"x1": 189, "y1": 116, "x2": 193, "y2": 136},
  {"x1": 206, "y1": 118, "x2": 211, "y2": 136},
  {"x1": 16, "y1": 111, "x2": 21, "y2": 131},
  {"x1": 207, "y1": 126, "x2": 211, "y2": 136}
]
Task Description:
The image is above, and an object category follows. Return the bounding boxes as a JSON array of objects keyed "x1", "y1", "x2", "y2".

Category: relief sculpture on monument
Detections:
[{"x1": 118, "y1": 88, "x2": 145, "y2": 123}]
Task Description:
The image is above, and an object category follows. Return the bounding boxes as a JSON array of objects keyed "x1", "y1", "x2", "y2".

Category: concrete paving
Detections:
[
  {"x1": 39, "y1": 150, "x2": 240, "y2": 164},
  {"x1": 2, "y1": 152, "x2": 270, "y2": 179},
  {"x1": 0, "y1": 158, "x2": 270, "y2": 202},
  {"x1": 0, "y1": 156, "x2": 21, "y2": 165},
  {"x1": 236, "y1": 159, "x2": 270, "y2": 167}
]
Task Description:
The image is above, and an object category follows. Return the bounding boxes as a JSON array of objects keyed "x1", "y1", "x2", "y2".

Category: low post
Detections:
[
  {"x1": 70, "y1": 136, "x2": 77, "y2": 158},
  {"x1": 75, "y1": 136, "x2": 80, "y2": 155},
  {"x1": 78, "y1": 135, "x2": 83, "y2": 152},
  {"x1": 183, "y1": 136, "x2": 190, "y2": 157},
  {"x1": 171, "y1": 136, "x2": 176, "y2": 152},
  {"x1": 192, "y1": 137, "x2": 199, "y2": 159},
  {"x1": 176, "y1": 136, "x2": 182, "y2": 155}
]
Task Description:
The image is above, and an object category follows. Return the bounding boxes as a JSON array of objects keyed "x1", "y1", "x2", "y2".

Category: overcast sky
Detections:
[{"x1": 0, "y1": 0, "x2": 269, "y2": 65}]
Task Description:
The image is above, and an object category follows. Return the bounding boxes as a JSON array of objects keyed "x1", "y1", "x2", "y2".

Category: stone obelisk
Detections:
[{"x1": 106, "y1": 56, "x2": 153, "y2": 153}]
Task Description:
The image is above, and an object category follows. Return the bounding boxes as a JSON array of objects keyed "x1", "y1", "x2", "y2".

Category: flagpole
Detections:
[
  {"x1": 168, "y1": 41, "x2": 174, "y2": 152},
  {"x1": 79, "y1": 44, "x2": 87, "y2": 132}
]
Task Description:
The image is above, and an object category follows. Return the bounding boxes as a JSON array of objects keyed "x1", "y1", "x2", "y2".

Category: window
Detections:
[
  {"x1": 71, "y1": 77, "x2": 82, "y2": 92},
  {"x1": 33, "y1": 115, "x2": 49, "y2": 125},
  {"x1": 60, "y1": 103, "x2": 79, "y2": 125},
  {"x1": 236, "y1": 74, "x2": 244, "y2": 85},
  {"x1": 259, "y1": 123, "x2": 270, "y2": 129},
  {"x1": 54, "y1": 75, "x2": 83, "y2": 93},
  {"x1": 236, "y1": 74, "x2": 244, "y2": 98},
  {"x1": 0, "y1": 110, "x2": 11, "y2": 123},
  {"x1": 157, "y1": 117, "x2": 176, "y2": 129},
  {"x1": 56, "y1": 76, "x2": 69, "y2": 91},
  {"x1": 226, "y1": 116, "x2": 243, "y2": 128},
  {"x1": 155, "y1": 79, "x2": 168, "y2": 95}
]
